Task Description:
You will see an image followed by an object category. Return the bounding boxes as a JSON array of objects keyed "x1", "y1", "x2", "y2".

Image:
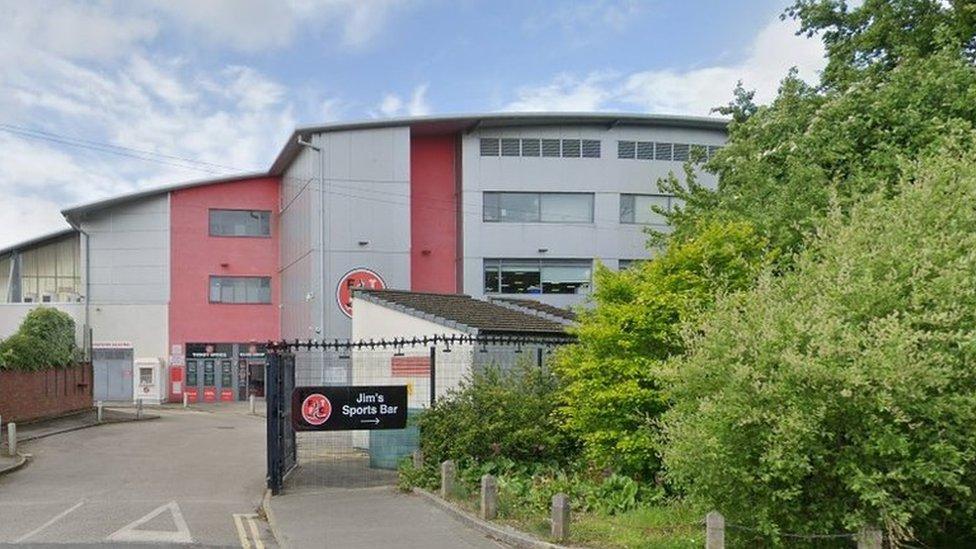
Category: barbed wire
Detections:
[{"x1": 267, "y1": 333, "x2": 576, "y2": 352}]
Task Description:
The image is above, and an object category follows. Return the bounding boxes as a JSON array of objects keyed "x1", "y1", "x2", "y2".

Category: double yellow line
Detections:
[{"x1": 232, "y1": 513, "x2": 265, "y2": 549}]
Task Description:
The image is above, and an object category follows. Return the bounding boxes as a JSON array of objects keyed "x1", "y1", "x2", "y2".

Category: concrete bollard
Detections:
[
  {"x1": 857, "y1": 526, "x2": 882, "y2": 549},
  {"x1": 440, "y1": 460, "x2": 456, "y2": 499},
  {"x1": 480, "y1": 474, "x2": 498, "y2": 520},
  {"x1": 706, "y1": 511, "x2": 725, "y2": 549},
  {"x1": 96, "y1": 401, "x2": 104, "y2": 423},
  {"x1": 136, "y1": 398, "x2": 143, "y2": 420},
  {"x1": 551, "y1": 493, "x2": 569, "y2": 541},
  {"x1": 7, "y1": 423, "x2": 16, "y2": 457},
  {"x1": 249, "y1": 394, "x2": 256, "y2": 414},
  {"x1": 183, "y1": 393, "x2": 189, "y2": 408},
  {"x1": 412, "y1": 450, "x2": 424, "y2": 469}
]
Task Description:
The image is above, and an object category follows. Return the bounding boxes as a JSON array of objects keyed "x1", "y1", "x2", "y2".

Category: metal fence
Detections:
[{"x1": 266, "y1": 334, "x2": 572, "y2": 494}]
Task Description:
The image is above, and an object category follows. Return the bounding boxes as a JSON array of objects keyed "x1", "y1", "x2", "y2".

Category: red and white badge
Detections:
[
  {"x1": 301, "y1": 393, "x2": 332, "y2": 426},
  {"x1": 336, "y1": 268, "x2": 386, "y2": 318}
]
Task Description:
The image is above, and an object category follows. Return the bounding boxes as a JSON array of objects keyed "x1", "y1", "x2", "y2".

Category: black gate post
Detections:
[
  {"x1": 429, "y1": 346, "x2": 436, "y2": 407},
  {"x1": 266, "y1": 351, "x2": 282, "y2": 495}
]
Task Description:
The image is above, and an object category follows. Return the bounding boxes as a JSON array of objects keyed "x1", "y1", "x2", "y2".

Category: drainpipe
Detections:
[
  {"x1": 65, "y1": 217, "x2": 92, "y2": 362},
  {"x1": 296, "y1": 135, "x2": 325, "y2": 339}
]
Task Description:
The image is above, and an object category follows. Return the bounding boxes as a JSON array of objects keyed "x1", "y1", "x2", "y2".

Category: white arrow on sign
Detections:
[
  {"x1": 107, "y1": 501, "x2": 193, "y2": 544},
  {"x1": 360, "y1": 418, "x2": 380, "y2": 425}
]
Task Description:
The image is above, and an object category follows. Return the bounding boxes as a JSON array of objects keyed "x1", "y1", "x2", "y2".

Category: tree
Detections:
[
  {"x1": 662, "y1": 145, "x2": 976, "y2": 543},
  {"x1": 552, "y1": 221, "x2": 769, "y2": 480}
]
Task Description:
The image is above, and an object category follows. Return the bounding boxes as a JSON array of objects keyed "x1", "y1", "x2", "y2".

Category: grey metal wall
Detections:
[
  {"x1": 461, "y1": 124, "x2": 726, "y2": 309},
  {"x1": 279, "y1": 127, "x2": 412, "y2": 341},
  {"x1": 82, "y1": 195, "x2": 170, "y2": 304}
]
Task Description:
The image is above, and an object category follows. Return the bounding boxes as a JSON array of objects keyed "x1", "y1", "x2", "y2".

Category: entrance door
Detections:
[
  {"x1": 219, "y1": 359, "x2": 235, "y2": 401},
  {"x1": 202, "y1": 359, "x2": 217, "y2": 402},
  {"x1": 93, "y1": 348, "x2": 134, "y2": 401},
  {"x1": 185, "y1": 359, "x2": 200, "y2": 402}
]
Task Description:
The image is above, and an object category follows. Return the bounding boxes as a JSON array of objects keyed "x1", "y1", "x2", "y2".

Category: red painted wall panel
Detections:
[
  {"x1": 410, "y1": 135, "x2": 459, "y2": 293},
  {"x1": 169, "y1": 176, "x2": 281, "y2": 363}
]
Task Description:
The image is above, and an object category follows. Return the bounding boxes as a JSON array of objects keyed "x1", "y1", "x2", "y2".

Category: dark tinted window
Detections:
[
  {"x1": 209, "y1": 210, "x2": 270, "y2": 237},
  {"x1": 209, "y1": 276, "x2": 272, "y2": 304}
]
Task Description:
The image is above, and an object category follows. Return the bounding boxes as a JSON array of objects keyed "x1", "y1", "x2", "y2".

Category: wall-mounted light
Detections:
[
  {"x1": 220, "y1": 262, "x2": 229, "y2": 267},
  {"x1": 538, "y1": 248, "x2": 549, "y2": 253},
  {"x1": 421, "y1": 249, "x2": 432, "y2": 256},
  {"x1": 358, "y1": 240, "x2": 370, "y2": 247}
]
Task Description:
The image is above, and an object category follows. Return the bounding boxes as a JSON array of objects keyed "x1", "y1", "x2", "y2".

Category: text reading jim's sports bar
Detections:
[{"x1": 291, "y1": 385, "x2": 408, "y2": 431}]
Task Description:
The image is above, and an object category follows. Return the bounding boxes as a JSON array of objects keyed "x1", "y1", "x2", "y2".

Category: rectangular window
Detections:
[
  {"x1": 541, "y1": 139, "x2": 561, "y2": 157},
  {"x1": 521, "y1": 138, "x2": 541, "y2": 157},
  {"x1": 484, "y1": 259, "x2": 592, "y2": 295},
  {"x1": 617, "y1": 141, "x2": 636, "y2": 159},
  {"x1": 636, "y1": 141, "x2": 655, "y2": 160},
  {"x1": 561, "y1": 139, "x2": 581, "y2": 158},
  {"x1": 708, "y1": 145, "x2": 722, "y2": 158},
  {"x1": 209, "y1": 210, "x2": 271, "y2": 237},
  {"x1": 139, "y1": 367, "x2": 153, "y2": 385},
  {"x1": 620, "y1": 194, "x2": 671, "y2": 225},
  {"x1": 501, "y1": 138, "x2": 521, "y2": 156},
  {"x1": 483, "y1": 192, "x2": 593, "y2": 223},
  {"x1": 672, "y1": 143, "x2": 690, "y2": 162},
  {"x1": 480, "y1": 138, "x2": 500, "y2": 156},
  {"x1": 209, "y1": 276, "x2": 272, "y2": 304},
  {"x1": 581, "y1": 140, "x2": 601, "y2": 158},
  {"x1": 654, "y1": 142, "x2": 673, "y2": 161},
  {"x1": 186, "y1": 361, "x2": 198, "y2": 386}
]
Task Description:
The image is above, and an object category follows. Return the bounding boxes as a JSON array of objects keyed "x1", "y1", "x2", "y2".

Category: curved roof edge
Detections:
[
  {"x1": 0, "y1": 227, "x2": 77, "y2": 257},
  {"x1": 61, "y1": 171, "x2": 269, "y2": 221},
  {"x1": 269, "y1": 111, "x2": 729, "y2": 175}
]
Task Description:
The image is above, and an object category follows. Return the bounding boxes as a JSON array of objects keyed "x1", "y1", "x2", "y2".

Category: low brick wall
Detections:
[{"x1": 0, "y1": 363, "x2": 93, "y2": 424}]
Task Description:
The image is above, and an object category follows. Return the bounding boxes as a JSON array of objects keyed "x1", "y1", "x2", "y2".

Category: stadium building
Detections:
[{"x1": 0, "y1": 112, "x2": 727, "y2": 403}]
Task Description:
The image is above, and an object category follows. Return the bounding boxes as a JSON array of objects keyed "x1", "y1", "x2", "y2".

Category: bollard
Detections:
[
  {"x1": 249, "y1": 394, "x2": 256, "y2": 415},
  {"x1": 551, "y1": 493, "x2": 570, "y2": 541},
  {"x1": 412, "y1": 450, "x2": 424, "y2": 469},
  {"x1": 7, "y1": 423, "x2": 16, "y2": 457},
  {"x1": 183, "y1": 392, "x2": 189, "y2": 408},
  {"x1": 857, "y1": 526, "x2": 882, "y2": 549},
  {"x1": 97, "y1": 401, "x2": 104, "y2": 423},
  {"x1": 480, "y1": 474, "x2": 498, "y2": 520},
  {"x1": 706, "y1": 511, "x2": 725, "y2": 549},
  {"x1": 136, "y1": 398, "x2": 143, "y2": 420},
  {"x1": 440, "y1": 460, "x2": 456, "y2": 499}
]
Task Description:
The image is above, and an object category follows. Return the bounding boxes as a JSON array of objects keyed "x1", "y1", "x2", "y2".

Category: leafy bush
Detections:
[
  {"x1": 552, "y1": 220, "x2": 769, "y2": 480},
  {"x1": 0, "y1": 307, "x2": 78, "y2": 371},
  {"x1": 418, "y1": 361, "x2": 574, "y2": 469},
  {"x1": 662, "y1": 148, "x2": 976, "y2": 543}
]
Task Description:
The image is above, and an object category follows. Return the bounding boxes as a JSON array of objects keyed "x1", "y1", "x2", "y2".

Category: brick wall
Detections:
[{"x1": 0, "y1": 363, "x2": 93, "y2": 424}]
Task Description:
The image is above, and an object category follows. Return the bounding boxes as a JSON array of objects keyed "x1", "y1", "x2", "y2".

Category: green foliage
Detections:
[
  {"x1": 662, "y1": 148, "x2": 976, "y2": 543},
  {"x1": 417, "y1": 361, "x2": 574, "y2": 468},
  {"x1": 552, "y1": 221, "x2": 769, "y2": 480},
  {"x1": 0, "y1": 307, "x2": 78, "y2": 371}
]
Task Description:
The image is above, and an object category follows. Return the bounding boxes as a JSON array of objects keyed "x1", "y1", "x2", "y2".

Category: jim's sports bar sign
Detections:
[{"x1": 292, "y1": 385, "x2": 407, "y2": 431}]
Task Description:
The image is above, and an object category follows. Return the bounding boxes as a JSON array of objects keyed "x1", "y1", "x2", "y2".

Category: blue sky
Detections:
[{"x1": 0, "y1": 0, "x2": 825, "y2": 248}]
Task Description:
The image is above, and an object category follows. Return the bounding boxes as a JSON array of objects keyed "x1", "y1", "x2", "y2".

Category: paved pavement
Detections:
[
  {"x1": 268, "y1": 486, "x2": 505, "y2": 549},
  {"x1": 0, "y1": 404, "x2": 274, "y2": 548},
  {"x1": 9, "y1": 408, "x2": 151, "y2": 444}
]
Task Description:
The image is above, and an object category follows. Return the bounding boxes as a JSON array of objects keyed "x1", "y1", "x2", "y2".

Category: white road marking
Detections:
[
  {"x1": 107, "y1": 501, "x2": 193, "y2": 544},
  {"x1": 13, "y1": 499, "x2": 86, "y2": 543},
  {"x1": 246, "y1": 515, "x2": 265, "y2": 549},
  {"x1": 233, "y1": 514, "x2": 251, "y2": 549}
]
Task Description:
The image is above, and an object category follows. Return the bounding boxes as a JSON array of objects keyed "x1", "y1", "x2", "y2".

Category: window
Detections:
[
  {"x1": 582, "y1": 139, "x2": 601, "y2": 158},
  {"x1": 620, "y1": 194, "x2": 672, "y2": 225},
  {"x1": 501, "y1": 138, "x2": 521, "y2": 156},
  {"x1": 521, "y1": 138, "x2": 541, "y2": 157},
  {"x1": 654, "y1": 142, "x2": 673, "y2": 161},
  {"x1": 484, "y1": 259, "x2": 592, "y2": 295},
  {"x1": 209, "y1": 276, "x2": 272, "y2": 304},
  {"x1": 561, "y1": 139, "x2": 581, "y2": 158},
  {"x1": 636, "y1": 141, "x2": 655, "y2": 160},
  {"x1": 209, "y1": 210, "x2": 271, "y2": 237},
  {"x1": 139, "y1": 367, "x2": 153, "y2": 385},
  {"x1": 484, "y1": 192, "x2": 593, "y2": 223},
  {"x1": 672, "y1": 143, "x2": 690, "y2": 162},
  {"x1": 618, "y1": 141, "x2": 636, "y2": 159},
  {"x1": 542, "y1": 139, "x2": 561, "y2": 157},
  {"x1": 480, "y1": 138, "x2": 500, "y2": 156},
  {"x1": 618, "y1": 259, "x2": 645, "y2": 270}
]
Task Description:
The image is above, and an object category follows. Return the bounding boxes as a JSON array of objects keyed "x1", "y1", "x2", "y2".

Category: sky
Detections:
[{"x1": 0, "y1": 0, "x2": 827, "y2": 249}]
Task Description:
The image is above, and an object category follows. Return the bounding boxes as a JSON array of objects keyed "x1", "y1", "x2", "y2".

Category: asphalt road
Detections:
[{"x1": 0, "y1": 404, "x2": 275, "y2": 548}]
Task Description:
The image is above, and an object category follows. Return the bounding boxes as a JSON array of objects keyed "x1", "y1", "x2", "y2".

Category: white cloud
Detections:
[
  {"x1": 374, "y1": 84, "x2": 431, "y2": 118},
  {"x1": 151, "y1": 0, "x2": 415, "y2": 51},
  {"x1": 506, "y1": 16, "x2": 826, "y2": 115}
]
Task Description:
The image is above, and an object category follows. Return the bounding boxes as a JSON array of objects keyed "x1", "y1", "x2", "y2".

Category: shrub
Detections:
[
  {"x1": 418, "y1": 361, "x2": 574, "y2": 469},
  {"x1": 552, "y1": 220, "x2": 769, "y2": 480},
  {"x1": 0, "y1": 307, "x2": 78, "y2": 371},
  {"x1": 662, "y1": 147, "x2": 976, "y2": 544}
]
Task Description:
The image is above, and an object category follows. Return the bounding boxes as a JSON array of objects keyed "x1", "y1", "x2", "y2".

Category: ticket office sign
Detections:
[{"x1": 291, "y1": 385, "x2": 407, "y2": 431}]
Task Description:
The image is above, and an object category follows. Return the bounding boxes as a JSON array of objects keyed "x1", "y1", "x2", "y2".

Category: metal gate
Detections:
[{"x1": 266, "y1": 334, "x2": 571, "y2": 495}]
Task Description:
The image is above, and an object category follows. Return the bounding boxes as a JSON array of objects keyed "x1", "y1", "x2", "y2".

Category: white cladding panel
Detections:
[
  {"x1": 81, "y1": 194, "x2": 170, "y2": 304},
  {"x1": 461, "y1": 123, "x2": 726, "y2": 309}
]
